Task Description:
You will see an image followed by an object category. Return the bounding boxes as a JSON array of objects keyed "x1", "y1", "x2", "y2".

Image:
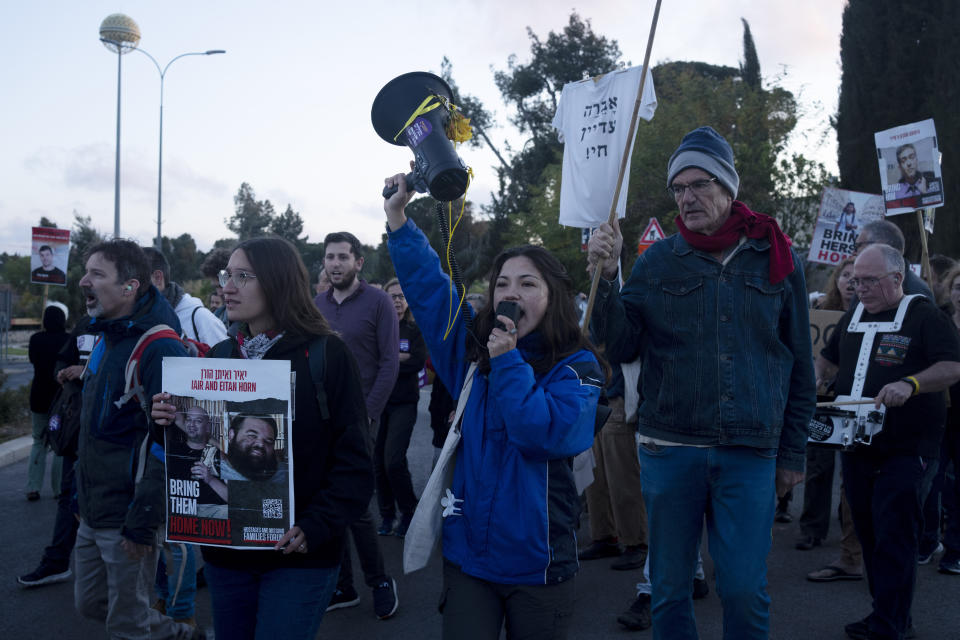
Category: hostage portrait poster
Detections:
[
  {"x1": 30, "y1": 226, "x2": 71, "y2": 286},
  {"x1": 806, "y1": 187, "x2": 885, "y2": 266},
  {"x1": 162, "y1": 357, "x2": 293, "y2": 549},
  {"x1": 874, "y1": 118, "x2": 944, "y2": 215}
]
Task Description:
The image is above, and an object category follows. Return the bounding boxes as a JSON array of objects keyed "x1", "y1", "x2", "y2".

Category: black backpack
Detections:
[{"x1": 44, "y1": 376, "x2": 84, "y2": 457}]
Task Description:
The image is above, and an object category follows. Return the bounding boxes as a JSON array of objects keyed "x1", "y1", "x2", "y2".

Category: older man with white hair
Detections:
[{"x1": 817, "y1": 244, "x2": 960, "y2": 640}]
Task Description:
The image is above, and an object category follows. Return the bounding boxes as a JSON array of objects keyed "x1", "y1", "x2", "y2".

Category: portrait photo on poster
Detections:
[
  {"x1": 807, "y1": 187, "x2": 885, "y2": 267},
  {"x1": 874, "y1": 118, "x2": 944, "y2": 215},
  {"x1": 29, "y1": 226, "x2": 70, "y2": 286}
]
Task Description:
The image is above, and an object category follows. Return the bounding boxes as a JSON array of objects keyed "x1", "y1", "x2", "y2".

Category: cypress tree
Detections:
[{"x1": 836, "y1": 0, "x2": 960, "y2": 258}]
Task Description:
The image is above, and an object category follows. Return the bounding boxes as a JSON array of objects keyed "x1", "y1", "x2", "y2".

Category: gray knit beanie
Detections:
[{"x1": 666, "y1": 126, "x2": 739, "y2": 198}]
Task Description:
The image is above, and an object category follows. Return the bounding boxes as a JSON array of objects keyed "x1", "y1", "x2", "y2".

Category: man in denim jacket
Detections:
[{"x1": 588, "y1": 126, "x2": 816, "y2": 639}]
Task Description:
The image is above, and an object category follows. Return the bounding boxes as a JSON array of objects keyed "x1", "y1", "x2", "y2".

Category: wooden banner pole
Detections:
[
  {"x1": 915, "y1": 208, "x2": 933, "y2": 288},
  {"x1": 581, "y1": 0, "x2": 663, "y2": 335}
]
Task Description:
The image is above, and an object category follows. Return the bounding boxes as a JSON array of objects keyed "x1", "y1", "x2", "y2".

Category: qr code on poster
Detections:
[{"x1": 262, "y1": 499, "x2": 283, "y2": 519}]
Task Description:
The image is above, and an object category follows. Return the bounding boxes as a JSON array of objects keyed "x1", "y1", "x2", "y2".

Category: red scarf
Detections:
[{"x1": 676, "y1": 201, "x2": 794, "y2": 284}]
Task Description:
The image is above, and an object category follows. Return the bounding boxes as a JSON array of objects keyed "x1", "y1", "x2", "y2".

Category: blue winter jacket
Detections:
[
  {"x1": 389, "y1": 219, "x2": 603, "y2": 585},
  {"x1": 77, "y1": 286, "x2": 187, "y2": 543}
]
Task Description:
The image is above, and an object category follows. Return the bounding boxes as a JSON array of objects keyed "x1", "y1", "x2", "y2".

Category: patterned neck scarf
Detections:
[{"x1": 237, "y1": 329, "x2": 284, "y2": 360}]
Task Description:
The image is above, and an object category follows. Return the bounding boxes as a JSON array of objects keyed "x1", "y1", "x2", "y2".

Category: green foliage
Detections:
[
  {"x1": 836, "y1": 0, "x2": 959, "y2": 260},
  {"x1": 157, "y1": 233, "x2": 201, "y2": 283},
  {"x1": 269, "y1": 204, "x2": 307, "y2": 246},
  {"x1": 227, "y1": 183, "x2": 276, "y2": 240},
  {"x1": 772, "y1": 154, "x2": 836, "y2": 249},
  {"x1": 493, "y1": 13, "x2": 624, "y2": 139},
  {"x1": 0, "y1": 371, "x2": 31, "y2": 430},
  {"x1": 740, "y1": 19, "x2": 761, "y2": 89}
]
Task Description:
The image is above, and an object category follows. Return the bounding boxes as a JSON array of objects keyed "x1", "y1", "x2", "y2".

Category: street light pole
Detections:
[
  {"x1": 132, "y1": 48, "x2": 225, "y2": 249},
  {"x1": 99, "y1": 14, "x2": 141, "y2": 239}
]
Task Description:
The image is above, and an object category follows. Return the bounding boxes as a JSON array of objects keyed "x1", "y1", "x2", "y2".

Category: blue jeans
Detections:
[
  {"x1": 639, "y1": 443, "x2": 776, "y2": 640},
  {"x1": 155, "y1": 543, "x2": 197, "y2": 619},
  {"x1": 204, "y1": 562, "x2": 339, "y2": 640}
]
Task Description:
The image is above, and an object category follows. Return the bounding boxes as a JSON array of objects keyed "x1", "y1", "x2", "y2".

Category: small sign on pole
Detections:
[{"x1": 637, "y1": 217, "x2": 665, "y2": 255}]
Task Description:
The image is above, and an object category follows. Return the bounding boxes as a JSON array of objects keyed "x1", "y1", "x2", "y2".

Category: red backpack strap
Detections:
[{"x1": 114, "y1": 324, "x2": 181, "y2": 410}]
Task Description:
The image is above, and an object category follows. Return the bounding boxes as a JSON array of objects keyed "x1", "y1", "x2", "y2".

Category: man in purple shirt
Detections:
[{"x1": 314, "y1": 231, "x2": 400, "y2": 620}]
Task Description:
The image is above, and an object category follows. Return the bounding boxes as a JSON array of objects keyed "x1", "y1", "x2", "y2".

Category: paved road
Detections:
[{"x1": 2, "y1": 389, "x2": 957, "y2": 639}]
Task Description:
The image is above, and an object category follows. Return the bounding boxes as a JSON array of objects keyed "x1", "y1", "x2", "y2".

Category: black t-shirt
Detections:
[
  {"x1": 165, "y1": 435, "x2": 226, "y2": 506},
  {"x1": 31, "y1": 266, "x2": 66, "y2": 285},
  {"x1": 822, "y1": 296, "x2": 960, "y2": 457}
]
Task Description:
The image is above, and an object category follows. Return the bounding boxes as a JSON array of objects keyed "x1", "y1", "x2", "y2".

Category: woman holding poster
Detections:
[
  {"x1": 384, "y1": 171, "x2": 606, "y2": 639},
  {"x1": 152, "y1": 237, "x2": 372, "y2": 640}
]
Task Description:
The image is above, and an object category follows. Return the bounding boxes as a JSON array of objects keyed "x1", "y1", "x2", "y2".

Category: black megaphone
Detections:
[{"x1": 371, "y1": 72, "x2": 469, "y2": 202}]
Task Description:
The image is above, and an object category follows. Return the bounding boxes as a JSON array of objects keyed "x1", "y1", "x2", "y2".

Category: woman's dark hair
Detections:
[
  {"x1": 384, "y1": 277, "x2": 413, "y2": 323},
  {"x1": 940, "y1": 264, "x2": 960, "y2": 311},
  {"x1": 42, "y1": 305, "x2": 67, "y2": 333},
  {"x1": 234, "y1": 236, "x2": 332, "y2": 338},
  {"x1": 819, "y1": 257, "x2": 855, "y2": 311},
  {"x1": 465, "y1": 245, "x2": 608, "y2": 377}
]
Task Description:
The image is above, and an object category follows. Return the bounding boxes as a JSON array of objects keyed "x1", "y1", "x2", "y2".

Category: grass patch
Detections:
[{"x1": 0, "y1": 371, "x2": 31, "y2": 443}]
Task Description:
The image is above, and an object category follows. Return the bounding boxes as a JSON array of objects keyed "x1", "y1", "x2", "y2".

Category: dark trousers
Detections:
[
  {"x1": 375, "y1": 402, "x2": 419, "y2": 519},
  {"x1": 920, "y1": 428, "x2": 960, "y2": 554},
  {"x1": 799, "y1": 445, "x2": 836, "y2": 539},
  {"x1": 43, "y1": 454, "x2": 79, "y2": 570},
  {"x1": 439, "y1": 560, "x2": 575, "y2": 640},
  {"x1": 338, "y1": 418, "x2": 387, "y2": 590},
  {"x1": 842, "y1": 452, "x2": 929, "y2": 640}
]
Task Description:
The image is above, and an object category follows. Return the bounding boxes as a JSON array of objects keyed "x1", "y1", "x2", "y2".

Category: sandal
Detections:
[{"x1": 806, "y1": 565, "x2": 863, "y2": 582}]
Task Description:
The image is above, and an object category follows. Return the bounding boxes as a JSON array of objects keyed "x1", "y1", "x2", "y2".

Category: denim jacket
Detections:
[{"x1": 591, "y1": 232, "x2": 815, "y2": 471}]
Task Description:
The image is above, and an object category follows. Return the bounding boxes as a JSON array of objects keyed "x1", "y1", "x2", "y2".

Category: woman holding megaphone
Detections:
[{"x1": 384, "y1": 171, "x2": 606, "y2": 639}]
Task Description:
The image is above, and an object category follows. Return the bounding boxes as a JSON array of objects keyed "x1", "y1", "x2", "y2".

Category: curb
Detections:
[{"x1": 0, "y1": 435, "x2": 33, "y2": 468}]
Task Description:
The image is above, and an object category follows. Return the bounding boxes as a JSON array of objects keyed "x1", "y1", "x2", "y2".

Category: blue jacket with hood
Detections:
[
  {"x1": 76, "y1": 285, "x2": 187, "y2": 544},
  {"x1": 389, "y1": 219, "x2": 602, "y2": 585}
]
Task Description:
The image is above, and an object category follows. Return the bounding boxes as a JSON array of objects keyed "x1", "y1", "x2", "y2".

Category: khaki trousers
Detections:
[{"x1": 584, "y1": 397, "x2": 648, "y2": 546}]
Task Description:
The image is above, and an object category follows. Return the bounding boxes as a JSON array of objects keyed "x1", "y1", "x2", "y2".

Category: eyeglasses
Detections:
[
  {"x1": 218, "y1": 269, "x2": 258, "y2": 289},
  {"x1": 849, "y1": 273, "x2": 897, "y2": 290},
  {"x1": 389, "y1": 293, "x2": 405, "y2": 301},
  {"x1": 667, "y1": 177, "x2": 718, "y2": 200},
  {"x1": 852, "y1": 240, "x2": 874, "y2": 254}
]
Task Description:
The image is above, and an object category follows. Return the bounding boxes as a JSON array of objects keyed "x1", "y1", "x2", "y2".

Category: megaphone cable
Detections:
[{"x1": 438, "y1": 170, "x2": 473, "y2": 342}]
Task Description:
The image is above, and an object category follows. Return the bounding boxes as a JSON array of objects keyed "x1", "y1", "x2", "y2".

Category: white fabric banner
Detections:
[{"x1": 552, "y1": 66, "x2": 657, "y2": 228}]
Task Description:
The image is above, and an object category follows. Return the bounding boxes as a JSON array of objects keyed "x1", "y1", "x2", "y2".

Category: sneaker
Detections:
[
  {"x1": 918, "y1": 541, "x2": 943, "y2": 564},
  {"x1": 26, "y1": 491, "x2": 40, "y2": 502},
  {"x1": 617, "y1": 593, "x2": 652, "y2": 631},
  {"x1": 611, "y1": 544, "x2": 646, "y2": 571},
  {"x1": 578, "y1": 538, "x2": 621, "y2": 561},
  {"x1": 394, "y1": 513, "x2": 413, "y2": 538},
  {"x1": 939, "y1": 550, "x2": 960, "y2": 574},
  {"x1": 17, "y1": 565, "x2": 72, "y2": 588},
  {"x1": 692, "y1": 576, "x2": 709, "y2": 600},
  {"x1": 373, "y1": 577, "x2": 398, "y2": 620},
  {"x1": 377, "y1": 517, "x2": 395, "y2": 536},
  {"x1": 325, "y1": 586, "x2": 360, "y2": 612},
  {"x1": 844, "y1": 616, "x2": 916, "y2": 639}
]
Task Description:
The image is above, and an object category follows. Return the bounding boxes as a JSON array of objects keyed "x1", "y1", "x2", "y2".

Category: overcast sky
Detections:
[{"x1": 0, "y1": 0, "x2": 844, "y2": 255}]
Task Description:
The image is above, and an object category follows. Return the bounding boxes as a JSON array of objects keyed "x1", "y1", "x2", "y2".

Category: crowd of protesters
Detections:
[{"x1": 12, "y1": 125, "x2": 960, "y2": 640}]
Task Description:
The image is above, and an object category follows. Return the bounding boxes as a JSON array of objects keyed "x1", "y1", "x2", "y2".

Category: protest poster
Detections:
[
  {"x1": 30, "y1": 227, "x2": 70, "y2": 286},
  {"x1": 874, "y1": 118, "x2": 944, "y2": 215},
  {"x1": 806, "y1": 188, "x2": 885, "y2": 266},
  {"x1": 162, "y1": 357, "x2": 293, "y2": 549}
]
